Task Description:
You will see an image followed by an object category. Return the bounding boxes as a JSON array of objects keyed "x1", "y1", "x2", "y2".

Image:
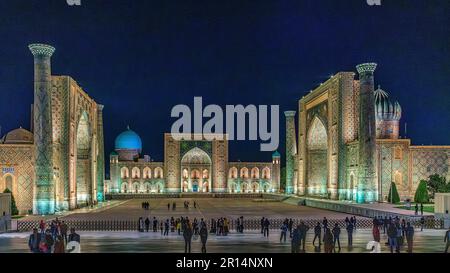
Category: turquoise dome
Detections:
[
  {"x1": 272, "y1": 151, "x2": 281, "y2": 157},
  {"x1": 115, "y1": 127, "x2": 142, "y2": 151}
]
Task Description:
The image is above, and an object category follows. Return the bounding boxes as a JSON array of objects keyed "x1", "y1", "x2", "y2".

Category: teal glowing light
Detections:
[
  {"x1": 35, "y1": 200, "x2": 55, "y2": 215},
  {"x1": 114, "y1": 126, "x2": 142, "y2": 151},
  {"x1": 97, "y1": 192, "x2": 104, "y2": 202}
]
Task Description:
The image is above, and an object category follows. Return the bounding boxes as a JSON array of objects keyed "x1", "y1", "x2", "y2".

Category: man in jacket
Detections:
[
  {"x1": 183, "y1": 222, "x2": 193, "y2": 253},
  {"x1": 28, "y1": 228, "x2": 42, "y2": 253},
  {"x1": 199, "y1": 225, "x2": 208, "y2": 253}
]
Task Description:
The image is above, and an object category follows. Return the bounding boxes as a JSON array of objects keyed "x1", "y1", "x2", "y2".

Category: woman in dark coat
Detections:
[
  {"x1": 199, "y1": 226, "x2": 208, "y2": 253},
  {"x1": 323, "y1": 228, "x2": 334, "y2": 253}
]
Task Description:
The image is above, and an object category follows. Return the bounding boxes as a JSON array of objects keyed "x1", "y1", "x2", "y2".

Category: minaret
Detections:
[
  {"x1": 272, "y1": 151, "x2": 281, "y2": 193},
  {"x1": 284, "y1": 111, "x2": 297, "y2": 194},
  {"x1": 356, "y1": 63, "x2": 378, "y2": 203},
  {"x1": 96, "y1": 104, "x2": 105, "y2": 202},
  {"x1": 29, "y1": 43, "x2": 56, "y2": 214}
]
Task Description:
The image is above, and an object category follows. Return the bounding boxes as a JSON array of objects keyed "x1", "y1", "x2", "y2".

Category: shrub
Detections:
[
  {"x1": 3, "y1": 188, "x2": 19, "y2": 215},
  {"x1": 414, "y1": 180, "x2": 429, "y2": 203},
  {"x1": 387, "y1": 182, "x2": 400, "y2": 204}
]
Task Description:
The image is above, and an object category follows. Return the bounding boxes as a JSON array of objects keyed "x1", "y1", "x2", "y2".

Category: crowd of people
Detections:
[
  {"x1": 28, "y1": 218, "x2": 81, "y2": 253},
  {"x1": 26, "y1": 200, "x2": 450, "y2": 253}
]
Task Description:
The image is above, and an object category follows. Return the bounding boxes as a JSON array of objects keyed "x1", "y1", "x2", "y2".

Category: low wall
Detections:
[
  {"x1": 287, "y1": 196, "x2": 435, "y2": 220},
  {"x1": 105, "y1": 193, "x2": 267, "y2": 200}
]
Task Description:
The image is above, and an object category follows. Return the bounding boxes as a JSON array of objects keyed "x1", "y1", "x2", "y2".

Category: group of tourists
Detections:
[
  {"x1": 141, "y1": 202, "x2": 150, "y2": 210},
  {"x1": 28, "y1": 218, "x2": 80, "y2": 253}
]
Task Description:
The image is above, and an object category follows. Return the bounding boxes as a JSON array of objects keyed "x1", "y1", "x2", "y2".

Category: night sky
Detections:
[{"x1": 0, "y1": 0, "x2": 449, "y2": 172}]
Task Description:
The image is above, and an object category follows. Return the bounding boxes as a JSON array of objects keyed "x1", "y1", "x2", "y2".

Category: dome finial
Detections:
[
  {"x1": 127, "y1": 125, "x2": 130, "y2": 130},
  {"x1": 378, "y1": 84, "x2": 381, "y2": 89}
]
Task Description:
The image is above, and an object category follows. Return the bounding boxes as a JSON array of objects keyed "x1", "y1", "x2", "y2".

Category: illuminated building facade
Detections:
[
  {"x1": 0, "y1": 43, "x2": 105, "y2": 214},
  {"x1": 107, "y1": 133, "x2": 280, "y2": 194},
  {"x1": 287, "y1": 63, "x2": 450, "y2": 203}
]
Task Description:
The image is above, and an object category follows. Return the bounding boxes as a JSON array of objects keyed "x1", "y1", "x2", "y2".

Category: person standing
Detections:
[
  {"x1": 420, "y1": 217, "x2": 425, "y2": 231},
  {"x1": 280, "y1": 222, "x2": 288, "y2": 243},
  {"x1": 299, "y1": 221, "x2": 309, "y2": 252},
  {"x1": 323, "y1": 228, "x2": 334, "y2": 253},
  {"x1": 288, "y1": 218, "x2": 293, "y2": 238},
  {"x1": 60, "y1": 221, "x2": 68, "y2": 244},
  {"x1": 260, "y1": 217, "x2": 265, "y2": 234},
  {"x1": 322, "y1": 217, "x2": 328, "y2": 233},
  {"x1": 28, "y1": 228, "x2": 42, "y2": 253},
  {"x1": 153, "y1": 217, "x2": 158, "y2": 232},
  {"x1": 387, "y1": 223, "x2": 398, "y2": 253},
  {"x1": 291, "y1": 225, "x2": 300, "y2": 253},
  {"x1": 312, "y1": 222, "x2": 321, "y2": 247},
  {"x1": 167, "y1": 203, "x2": 170, "y2": 211},
  {"x1": 405, "y1": 222, "x2": 414, "y2": 253},
  {"x1": 144, "y1": 217, "x2": 150, "y2": 232},
  {"x1": 415, "y1": 203, "x2": 419, "y2": 215},
  {"x1": 383, "y1": 216, "x2": 388, "y2": 234},
  {"x1": 53, "y1": 235, "x2": 65, "y2": 253},
  {"x1": 164, "y1": 219, "x2": 170, "y2": 236},
  {"x1": 183, "y1": 221, "x2": 193, "y2": 253},
  {"x1": 332, "y1": 223, "x2": 341, "y2": 251},
  {"x1": 346, "y1": 221, "x2": 354, "y2": 247},
  {"x1": 372, "y1": 223, "x2": 380, "y2": 243},
  {"x1": 263, "y1": 218, "x2": 270, "y2": 237},
  {"x1": 444, "y1": 226, "x2": 450, "y2": 253},
  {"x1": 420, "y1": 203, "x2": 424, "y2": 216},
  {"x1": 199, "y1": 225, "x2": 208, "y2": 253},
  {"x1": 160, "y1": 221, "x2": 164, "y2": 235}
]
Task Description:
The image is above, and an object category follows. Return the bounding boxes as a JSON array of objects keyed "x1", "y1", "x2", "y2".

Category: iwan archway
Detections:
[
  {"x1": 76, "y1": 111, "x2": 92, "y2": 206},
  {"x1": 306, "y1": 116, "x2": 329, "y2": 197},
  {"x1": 180, "y1": 147, "x2": 212, "y2": 192}
]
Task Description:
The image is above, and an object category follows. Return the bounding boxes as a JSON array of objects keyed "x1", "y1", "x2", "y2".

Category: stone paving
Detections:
[
  {"x1": 0, "y1": 228, "x2": 447, "y2": 253},
  {"x1": 58, "y1": 198, "x2": 353, "y2": 221}
]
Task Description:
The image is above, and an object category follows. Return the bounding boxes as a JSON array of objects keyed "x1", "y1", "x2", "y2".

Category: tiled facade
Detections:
[{"x1": 288, "y1": 64, "x2": 450, "y2": 203}]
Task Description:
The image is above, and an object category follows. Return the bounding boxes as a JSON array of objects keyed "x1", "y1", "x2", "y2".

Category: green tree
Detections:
[
  {"x1": 414, "y1": 180, "x2": 429, "y2": 203},
  {"x1": 280, "y1": 167, "x2": 286, "y2": 193},
  {"x1": 3, "y1": 188, "x2": 19, "y2": 215},
  {"x1": 387, "y1": 182, "x2": 400, "y2": 204},
  {"x1": 426, "y1": 174, "x2": 448, "y2": 200}
]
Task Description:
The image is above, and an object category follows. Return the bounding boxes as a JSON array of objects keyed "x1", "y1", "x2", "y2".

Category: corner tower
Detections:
[{"x1": 29, "y1": 43, "x2": 56, "y2": 214}]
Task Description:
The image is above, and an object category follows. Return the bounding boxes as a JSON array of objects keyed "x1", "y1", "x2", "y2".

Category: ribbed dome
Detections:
[
  {"x1": 114, "y1": 126, "x2": 142, "y2": 151},
  {"x1": 272, "y1": 151, "x2": 281, "y2": 157},
  {"x1": 1, "y1": 127, "x2": 33, "y2": 144},
  {"x1": 374, "y1": 86, "x2": 402, "y2": 121}
]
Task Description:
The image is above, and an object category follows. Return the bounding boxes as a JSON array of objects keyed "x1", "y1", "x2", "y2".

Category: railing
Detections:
[{"x1": 16, "y1": 217, "x2": 445, "y2": 232}]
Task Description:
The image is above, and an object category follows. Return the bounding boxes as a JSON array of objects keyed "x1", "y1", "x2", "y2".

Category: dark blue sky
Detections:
[{"x1": 0, "y1": 0, "x2": 449, "y2": 166}]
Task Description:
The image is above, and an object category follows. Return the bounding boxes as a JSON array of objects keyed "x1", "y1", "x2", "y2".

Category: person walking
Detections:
[
  {"x1": 346, "y1": 221, "x2": 354, "y2": 247},
  {"x1": 323, "y1": 228, "x2": 334, "y2": 253},
  {"x1": 280, "y1": 222, "x2": 288, "y2": 243},
  {"x1": 332, "y1": 223, "x2": 341, "y2": 251},
  {"x1": 312, "y1": 222, "x2": 321, "y2": 247},
  {"x1": 183, "y1": 221, "x2": 193, "y2": 253},
  {"x1": 167, "y1": 203, "x2": 170, "y2": 211},
  {"x1": 444, "y1": 226, "x2": 450, "y2": 253},
  {"x1": 199, "y1": 225, "x2": 208, "y2": 253},
  {"x1": 160, "y1": 221, "x2": 164, "y2": 235},
  {"x1": 28, "y1": 228, "x2": 42, "y2": 253},
  {"x1": 420, "y1": 203, "x2": 424, "y2": 216},
  {"x1": 415, "y1": 203, "x2": 419, "y2": 215},
  {"x1": 405, "y1": 222, "x2": 414, "y2": 253}
]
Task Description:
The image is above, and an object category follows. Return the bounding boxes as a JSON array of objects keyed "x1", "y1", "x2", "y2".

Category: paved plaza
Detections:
[
  {"x1": 57, "y1": 198, "x2": 352, "y2": 221},
  {"x1": 1, "y1": 228, "x2": 447, "y2": 253}
]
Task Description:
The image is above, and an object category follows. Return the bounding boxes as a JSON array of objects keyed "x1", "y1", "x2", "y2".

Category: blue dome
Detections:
[
  {"x1": 272, "y1": 151, "x2": 281, "y2": 157},
  {"x1": 115, "y1": 127, "x2": 142, "y2": 151}
]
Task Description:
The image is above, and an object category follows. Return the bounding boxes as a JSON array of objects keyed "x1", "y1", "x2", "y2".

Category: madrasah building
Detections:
[
  {"x1": 284, "y1": 63, "x2": 450, "y2": 203},
  {"x1": 0, "y1": 44, "x2": 104, "y2": 215}
]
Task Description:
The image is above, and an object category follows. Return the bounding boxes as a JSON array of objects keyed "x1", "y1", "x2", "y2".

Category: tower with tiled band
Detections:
[
  {"x1": 29, "y1": 43, "x2": 56, "y2": 214},
  {"x1": 284, "y1": 111, "x2": 297, "y2": 194},
  {"x1": 356, "y1": 63, "x2": 378, "y2": 203}
]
